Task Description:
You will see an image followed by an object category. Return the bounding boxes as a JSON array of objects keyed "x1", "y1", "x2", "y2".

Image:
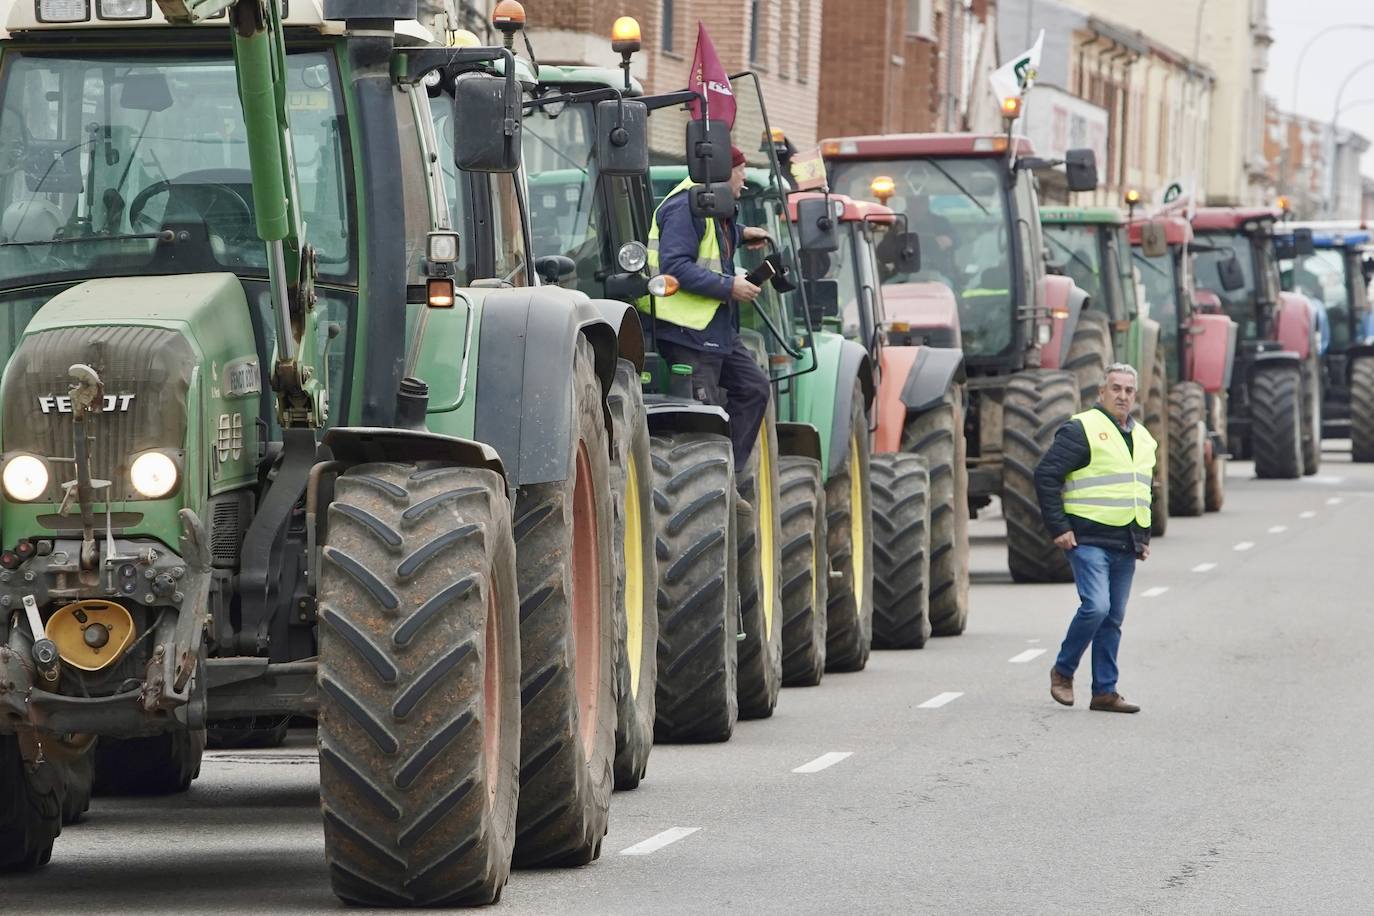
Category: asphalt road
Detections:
[{"x1": 8, "y1": 446, "x2": 1371, "y2": 915}]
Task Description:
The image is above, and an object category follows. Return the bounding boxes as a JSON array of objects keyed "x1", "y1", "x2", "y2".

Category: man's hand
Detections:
[
  {"x1": 1138, "y1": 544, "x2": 1150, "y2": 562},
  {"x1": 742, "y1": 226, "x2": 770, "y2": 250},
  {"x1": 732, "y1": 275, "x2": 762, "y2": 302},
  {"x1": 1053, "y1": 530, "x2": 1077, "y2": 551}
]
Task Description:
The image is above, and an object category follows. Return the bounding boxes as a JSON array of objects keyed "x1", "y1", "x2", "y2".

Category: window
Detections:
[
  {"x1": 490, "y1": 174, "x2": 530, "y2": 287},
  {"x1": 661, "y1": 0, "x2": 674, "y2": 52}
]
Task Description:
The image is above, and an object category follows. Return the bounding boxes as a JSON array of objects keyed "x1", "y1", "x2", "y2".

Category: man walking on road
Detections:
[{"x1": 1034, "y1": 364, "x2": 1155, "y2": 713}]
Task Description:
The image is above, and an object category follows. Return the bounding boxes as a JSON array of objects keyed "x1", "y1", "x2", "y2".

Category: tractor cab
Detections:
[{"x1": 1040, "y1": 207, "x2": 1141, "y2": 345}]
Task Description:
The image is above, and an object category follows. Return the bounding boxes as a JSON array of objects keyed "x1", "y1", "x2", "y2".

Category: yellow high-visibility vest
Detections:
[
  {"x1": 1062, "y1": 408, "x2": 1156, "y2": 529},
  {"x1": 638, "y1": 177, "x2": 728, "y2": 330}
]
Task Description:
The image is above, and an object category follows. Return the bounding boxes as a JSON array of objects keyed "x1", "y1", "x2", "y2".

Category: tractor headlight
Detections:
[
  {"x1": 130, "y1": 452, "x2": 179, "y2": 499},
  {"x1": 618, "y1": 241, "x2": 648, "y2": 273},
  {"x1": 3, "y1": 455, "x2": 50, "y2": 503}
]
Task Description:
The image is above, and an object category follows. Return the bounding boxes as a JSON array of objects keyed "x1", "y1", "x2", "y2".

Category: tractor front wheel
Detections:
[
  {"x1": 1301, "y1": 354, "x2": 1322, "y2": 476},
  {"x1": 1352, "y1": 357, "x2": 1374, "y2": 462},
  {"x1": 93, "y1": 727, "x2": 204, "y2": 796},
  {"x1": 824, "y1": 383, "x2": 874, "y2": 672},
  {"x1": 1003, "y1": 371, "x2": 1078, "y2": 583},
  {"x1": 1145, "y1": 348, "x2": 1170, "y2": 537},
  {"x1": 778, "y1": 456, "x2": 827, "y2": 686},
  {"x1": 1251, "y1": 366, "x2": 1303, "y2": 480},
  {"x1": 736, "y1": 409, "x2": 783, "y2": 719},
  {"x1": 1168, "y1": 382, "x2": 1207, "y2": 517},
  {"x1": 0, "y1": 734, "x2": 64, "y2": 872},
  {"x1": 870, "y1": 453, "x2": 931, "y2": 649}
]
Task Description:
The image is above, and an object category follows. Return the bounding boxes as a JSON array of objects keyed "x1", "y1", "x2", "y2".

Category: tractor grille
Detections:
[
  {"x1": 3, "y1": 325, "x2": 194, "y2": 504},
  {"x1": 208, "y1": 492, "x2": 252, "y2": 568}
]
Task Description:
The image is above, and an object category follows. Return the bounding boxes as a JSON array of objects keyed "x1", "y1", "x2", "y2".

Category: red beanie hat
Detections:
[{"x1": 731, "y1": 145, "x2": 747, "y2": 168}]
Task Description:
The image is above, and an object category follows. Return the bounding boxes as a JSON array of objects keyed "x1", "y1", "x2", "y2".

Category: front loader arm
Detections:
[{"x1": 157, "y1": 0, "x2": 322, "y2": 428}]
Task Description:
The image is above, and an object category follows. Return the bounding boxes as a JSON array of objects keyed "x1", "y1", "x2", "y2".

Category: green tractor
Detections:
[
  {"x1": 0, "y1": 0, "x2": 638, "y2": 903},
  {"x1": 1040, "y1": 206, "x2": 1171, "y2": 536}
]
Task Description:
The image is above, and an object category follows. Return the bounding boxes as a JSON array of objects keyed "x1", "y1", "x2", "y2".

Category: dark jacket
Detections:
[
  {"x1": 1033, "y1": 405, "x2": 1151, "y2": 555},
  {"x1": 650, "y1": 192, "x2": 743, "y2": 352}
]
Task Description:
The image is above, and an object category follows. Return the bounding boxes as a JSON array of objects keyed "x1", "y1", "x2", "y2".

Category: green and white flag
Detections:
[{"x1": 990, "y1": 30, "x2": 1044, "y2": 107}]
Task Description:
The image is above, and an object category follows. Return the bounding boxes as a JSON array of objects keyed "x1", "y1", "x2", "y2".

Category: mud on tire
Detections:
[
  {"x1": 1168, "y1": 382, "x2": 1207, "y2": 517},
  {"x1": 824, "y1": 382, "x2": 874, "y2": 672},
  {"x1": 1251, "y1": 366, "x2": 1303, "y2": 480},
  {"x1": 1003, "y1": 370, "x2": 1078, "y2": 583},
  {"x1": 778, "y1": 456, "x2": 827, "y2": 687},
  {"x1": 650, "y1": 432, "x2": 738, "y2": 742},
  {"x1": 736, "y1": 408, "x2": 783, "y2": 719},
  {"x1": 870, "y1": 454, "x2": 931, "y2": 649},
  {"x1": 318, "y1": 462, "x2": 520, "y2": 907}
]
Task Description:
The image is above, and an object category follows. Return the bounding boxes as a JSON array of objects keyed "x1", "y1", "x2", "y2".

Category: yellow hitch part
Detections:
[{"x1": 46, "y1": 600, "x2": 136, "y2": 672}]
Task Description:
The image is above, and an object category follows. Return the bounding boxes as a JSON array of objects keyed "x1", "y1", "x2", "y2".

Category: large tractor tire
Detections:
[
  {"x1": 607, "y1": 360, "x2": 657, "y2": 791},
  {"x1": 1003, "y1": 370, "x2": 1078, "y2": 583},
  {"x1": 0, "y1": 735, "x2": 63, "y2": 872},
  {"x1": 1351, "y1": 356, "x2": 1374, "y2": 462},
  {"x1": 778, "y1": 456, "x2": 827, "y2": 687},
  {"x1": 1205, "y1": 393, "x2": 1228, "y2": 513},
  {"x1": 650, "y1": 432, "x2": 739, "y2": 742},
  {"x1": 93, "y1": 727, "x2": 204, "y2": 796},
  {"x1": 899, "y1": 387, "x2": 970, "y2": 636},
  {"x1": 50, "y1": 735, "x2": 95, "y2": 826},
  {"x1": 207, "y1": 716, "x2": 290, "y2": 750},
  {"x1": 736, "y1": 410, "x2": 783, "y2": 720},
  {"x1": 318, "y1": 462, "x2": 520, "y2": 907},
  {"x1": 824, "y1": 383, "x2": 874, "y2": 672},
  {"x1": 1065, "y1": 310, "x2": 1113, "y2": 408},
  {"x1": 1144, "y1": 348, "x2": 1170, "y2": 537},
  {"x1": 1167, "y1": 381, "x2": 1207, "y2": 517},
  {"x1": 511, "y1": 341, "x2": 616, "y2": 868},
  {"x1": 1301, "y1": 354, "x2": 1322, "y2": 476},
  {"x1": 1251, "y1": 365, "x2": 1303, "y2": 480},
  {"x1": 870, "y1": 453, "x2": 931, "y2": 649}
]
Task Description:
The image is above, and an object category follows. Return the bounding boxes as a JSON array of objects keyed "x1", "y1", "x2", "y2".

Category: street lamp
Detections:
[
  {"x1": 1326, "y1": 58, "x2": 1374, "y2": 216},
  {"x1": 1282, "y1": 24, "x2": 1374, "y2": 196}
]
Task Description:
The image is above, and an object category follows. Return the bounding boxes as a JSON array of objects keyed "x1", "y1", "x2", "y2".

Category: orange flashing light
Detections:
[
  {"x1": 427, "y1": 278, "x2": 457, "y2": 309},
  {"x1": 611, "y1": 16, "x2": 642, "y2": 53},
  {"x1": 870, "y1": 175, "x2": 896, "y2": 203},
  {"x1": 771, "y1": 128, "x2": 787, "y2": 143},
  {"x1": 1277, "y1": 195, "x2": 1291, "y2": 212},
  {"x1": 1050, "y1": 306, "x2": 1071, "y2": 320},
  {"x1": 821, "y1": 141, "x2": 840, "y2": 156},
  {"x1": 492, "y1": 0, "x2": 527, "y2": 33},
  {"x1": 1125, "y1": 188, "x2": 1142, "y2": 206},
  {"x1": 1001, "y1": 96, "x2": 1023, "y2": 119}
]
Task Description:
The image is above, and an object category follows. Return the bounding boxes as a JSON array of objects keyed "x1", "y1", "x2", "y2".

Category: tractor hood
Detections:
[{"x1": 881, "y1": 282, "x2": 961, "y2": 348}]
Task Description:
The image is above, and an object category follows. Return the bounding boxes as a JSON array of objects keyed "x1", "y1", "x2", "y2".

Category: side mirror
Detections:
[
  {"x1": 686, "y1": 118, "x2": 732, "y2": 184},
  {"x1": 806, "y1": 278, "x2": 840, "y2": 320},
  {"x1": 1218, "y1": 256, "x2": 1246, "y2": 293},
  {"x1": 594, "y1": 99, "x2": 649, "y2": 177},
  {"x1": 1140, "y1": 221, "x2": 1169, "y2": 259},
  {"x1": 535, "y1": 254, "x2": 577, "y2": 285},
  {"x1": 120, "y1": 73, "x2": 174, "y2": 113},
  {"x1": 453, "y1": 73, "x2": 522, "y2": 173},
  {"x1": 1064, "y1": 148, "x2": 1099, "y2": 193},
  {"x1": 796, "y1": 197, "x2": 839, "y2": 254},
  {"x1": 1292, "y1": 228, "x2": 1315, "y2": 257},
  {"x1": 767, "y1": 253, "x2": 798, "y2": 294},
  {"x1": 894, "y1": 231, "x2": 921, "y2": 273},
  {"x1": 688, "y1": 182, "x2": 735, "y2": 219}
]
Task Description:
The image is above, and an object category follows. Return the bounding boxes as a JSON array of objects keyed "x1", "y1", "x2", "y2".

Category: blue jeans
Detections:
[{"x1": 1055, "y1": 545, "x2": 1136, "y2": 695}]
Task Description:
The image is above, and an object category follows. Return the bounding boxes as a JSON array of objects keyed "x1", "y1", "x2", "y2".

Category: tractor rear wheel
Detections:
[
  {"x1": 1145, "y1": 348, "x2": 1170, "y2": 537},
  {"x1": 1301, "y1": 355, "x2": 1322, "y2": 476},
  {"x1": 0, "y1": 735, "x2": 63, "y2": 872},
  {"x1": 650, "y1": 431, "x2": 739, "y2": 742},
  {"x1": 1065, "y1": 310, "x2": 1113, "y2": 407},
  {"x1": 1351, "y1": 357, "x2": 1374, "y2": 462},
  {"x1": 93, "y1": 727, "x2": 204, "y2": 796},
  {"x1": 778, "y1": 456, "x2": 827, "y2": 686},
  {"x1": 607, "y1": 360, "x2": 657, "y2": 791},
  {"x1": 1003, "y1": 371, "x2": 1078, "y2": 583},
  {"x1": 736, "y1": 409, "x2": 783, "y2": 719},
  {"x1": 899, "y1": 387, "x2": 969, "y2": 636},
  {"x1": 318, "y1": 462, "x2": 519, "y2": 907},
  {"x1": 1167, "y1": 382, "x2": 1207, "y2": 517},
  {"x1": 824, "y1": 383, "x2": 874, "y2": 672},
  {"x1": 1205, "y1": 393, "x2": 1228, "y2": 513},
  {"x1": 1251, "y1": 366, "x2": 1303, "y2": 480},
  {"x1": 870, "y1": 454, "x2": 931, "y2": 649},
  {"x1": 512, "y1": 340, "x2": 616, "y2": 867}
]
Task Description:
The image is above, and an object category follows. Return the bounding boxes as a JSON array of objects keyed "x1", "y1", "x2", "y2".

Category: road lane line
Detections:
[
  {"x1": 1193, "y1": 563, "x2": 1217, "y2": 573},
  {"x1": 792, "y1": 752, "x2": 853, "y2": 774},
  {"x1": 1327, "y1": 497, "x2": 1344, "y2": 506},
  {"x1": 918, "y1": 692, "x2": 964, "y2": 709},
  {"x1": 1141, "y1": 586, "x2": 1169, "y2": 598},
  {"x1": 1300, "y1": 511, "x2": 1317, "y2": 519},
  {"x1": 620, "y1": 827, "x2": 701, "y2": 856},
  {"x1": 1234, "y1": 541, "x2": 1255, "y2": 552},
  {"x1": 1268, "y1": 525, "x2": 1288, "y2": 534},
  {"x1": 1008, "y1": 648, "x2": 1046, "y2": 664},
  {"x1": 1302, "y1": 475, "x2": 1345, "y2": 485},
  {"x1": 1027, "y1": 638, "x2": 1041, "y2": 643}
]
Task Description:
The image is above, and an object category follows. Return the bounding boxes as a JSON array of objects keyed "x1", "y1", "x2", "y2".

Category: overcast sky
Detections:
[{"x1": 1265, "y1": 0, "x2": 1374, "y2": 173}]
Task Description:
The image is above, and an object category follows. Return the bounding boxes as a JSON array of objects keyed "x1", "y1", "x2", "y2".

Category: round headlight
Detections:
[
  {"x1": 130, "y1": 452, "x2": 179, "y2": 499},
  {"x1": 2, "y1": 456, "x2": 49, "y2": 503},
  {"x1": 618, "y1": 241, "x2": 648, "y2": 273}
]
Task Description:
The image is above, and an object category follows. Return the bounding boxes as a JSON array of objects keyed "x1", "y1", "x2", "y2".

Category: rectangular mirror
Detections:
[
  {"x1": 1219, "y1": 256, "x2": 1246, "y2": 292},
  {"x1": 688, "y1": 182, "x2": 735, "y2": 220},
  {"x1": 1065, "y1": 148, "x2": 1099, "y2": 193},
  {"x1": 595, "y1": 99, "x2": 649, "y2": 177},
  {"x1": 806, "y1": 278, "x2": 840, "y2": 321},
  {"x1": 453, "y1": 73, "x2": 522, "y2": 173},
  {"x1": 1140, "y1": 221, "x2": 1169, "y2": 259},
  {"x1": 686, "y1": 118, "x2": 732, "y2": 184},
  {"x1": 796, "y1": 197, "x2": 839, "y2": 254},
  {"x1": 1292, "y1": 227, "x2": 1315, "y2": 257}
]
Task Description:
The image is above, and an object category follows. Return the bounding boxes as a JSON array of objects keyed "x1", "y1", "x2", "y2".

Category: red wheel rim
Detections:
[{"x1": 570, "y1": 442, "x2": 602, "y2": 758}]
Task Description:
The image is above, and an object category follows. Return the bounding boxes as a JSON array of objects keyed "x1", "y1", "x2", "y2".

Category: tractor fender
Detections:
[
  {"x1": 323, "y1": 427, "x2": 507, "y2": 484},
  {"x1": 1187, "y1": 314, "x2": 1238, "y2": 393},
  {"x1": 1132, "y1": 318, "x2": 1161, "y2": 392},
  {"x1": 1275, "y1": 292, "x2": 1316, "y2": 361},
  {"x1": 827, "y1": 339, "x2": 876, "y2": 478},
  {"x1": 1039, "y1": 275, "x2": 1087, "y2": 370},
  {"x1": 776, "y1": 421, "x2": 823, "y2": 463},
  {"x1": 644, "y1": 399, "x2": 731, "y2": 440},
  {"x1": 473, "y1": 288, "x2": 617, "y2": 488},
  {"x1": 873, "y1": 346, "x2": 966, "y2": 454},
  {"x1": 587, "y1": 298, "x2": 647, "y2": 372},
  {"x1": 1247, "y1": 349, "x2": 1302, "y2": 381},
  {"x1": 784, "y1": 332, "x2": 873, "y2": 479}
]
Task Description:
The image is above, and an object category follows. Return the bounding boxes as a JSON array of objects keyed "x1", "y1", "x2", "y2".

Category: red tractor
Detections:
[
  {"x1": 1189, "y1": 208, "x2": 1323, "y2": 479},
  {"x1": 1130, "y1": 216, "x2": 1237, "y2": 512}
]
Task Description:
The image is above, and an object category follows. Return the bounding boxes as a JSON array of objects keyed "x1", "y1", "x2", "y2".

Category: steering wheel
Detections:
[{"x1": 128, "y1": 177, "x2": 254, "y2": 241}]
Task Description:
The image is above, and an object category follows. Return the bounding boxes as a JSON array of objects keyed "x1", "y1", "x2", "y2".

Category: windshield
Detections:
[
  {"x1": 829, "y1": 156, "x2": 1013, "y2": 357},
  {"x1": 0, "y1": 51, "x2": 352, "y2": 291},
  {"x1": 1282, "y1": 249, "x2": 1351, "y2": 349},
  {"x1": 1195, "y1": 231, "x2": 1257, "y2": 335},
  {"x1": 523, "y1": 99, "x2": 601, "y2": 289},
  {"x1": 1043, "y1": 223, "x2": 1104, "y2": 302},
  {"x1": 1134, "y1": 248, "x2": 1181, "y2": 378}
]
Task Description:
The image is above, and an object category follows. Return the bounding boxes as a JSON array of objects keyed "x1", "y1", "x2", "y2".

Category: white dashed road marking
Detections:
[
  {"x1": 1268, "y1": 525, "x2": 1288, "y2": 534},
  {"x1": 620, "y1": 828, "x2": 701, "y2": 856},
  {"x1": 1027, "y1": 638, "x2": 1041, "y2": 643},
  {"x1": 1300, "y1": 511, "x2": 1317, "y2": 519},
  {"x1": 1234, "y1": 542, "x2": 1255, "y2": 552},
  {"x1": 1193, "y1": 563, "x2": 1217, "y2": 573},
  {"x1": 792, "y1": 752, "x2": 853, "y2": 774},
  {"x1": 1009, "y1": 649, "x2": 1047, "y2": 664},
  {"x1": 1303, "y1": 475, "x2": 1346, "y2": 485},
  {"x1": 1141, "y1": 586, "x2": 1169, "y2": 598},
  {"x1": 1327, "y1": 497, "x2": 1345, "y2": 506},
  {"x1": 918, "y1": 692, "x2": 964, "y2": 709}
]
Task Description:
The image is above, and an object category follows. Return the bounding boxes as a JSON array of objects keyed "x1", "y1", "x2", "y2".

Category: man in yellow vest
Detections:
[
  {"x1": 644, "y1": 146, "x2": 771, "y2": 469},
  {"x1": 1034, "y1": 363, "x2": 1155, "y2": 713}
]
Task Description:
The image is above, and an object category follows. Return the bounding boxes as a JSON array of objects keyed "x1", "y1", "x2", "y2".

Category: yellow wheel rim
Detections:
[
  {"x1": 849, "y1": 433, "x2": 865, "y2": 611},
  {"x1": 624, "y1": 451, "x2": 645, "y2": 699},
  {"x1": 758, "y1": 426, "x2": 777, "y2": 638}
]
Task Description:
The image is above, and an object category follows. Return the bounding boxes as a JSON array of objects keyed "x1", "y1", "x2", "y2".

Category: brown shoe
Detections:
[
  {"x1": 1089, "y1": 692, "x2": 1140, "y2": 713},
  {"x1": 1050, "y1": 669, "x2": 1074, "y2": 706}
]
